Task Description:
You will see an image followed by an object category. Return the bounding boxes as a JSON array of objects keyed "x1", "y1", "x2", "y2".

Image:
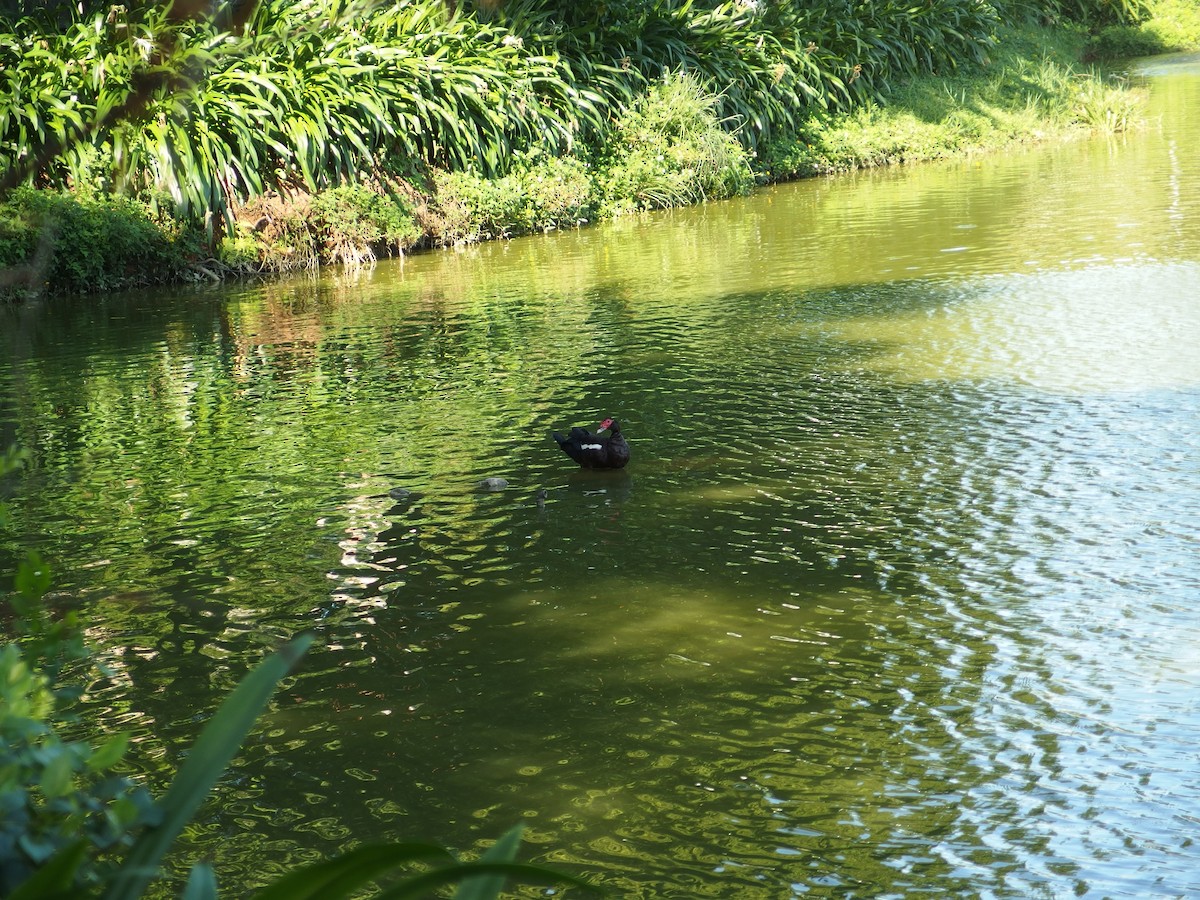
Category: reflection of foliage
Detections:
[
  {"x1": 0, "y1": 448, "x2": 86, "y2": 679},
  {"x1": 1, "y1": 628, "x2": 590, "y2": 896}
]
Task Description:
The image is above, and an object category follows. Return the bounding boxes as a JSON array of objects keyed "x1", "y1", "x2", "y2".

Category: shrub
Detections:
[
  {"x1": 0, "y1": 188, "x2": 190, "y2": 298},
  {"x1": 431, "y1": 151, "x2": 595, "y2": 244},
  {"x1": 0, "y1": 645, "x2": 158, "y2": 895},
  {"x1": 598, "y1": 73, "x2": 753, "y2": 215},
  {"x1": 995, "y1": 0, "x2": 1151, "y2": 27},
  {"x1": 0, "y1": 448, "x2": 157, "y2": 894},
  {"x1": 1085, "y1": 0, "x2": 1200, "y2": 57},
  {"x1": 309, "y1": 185, "x2": 421, "y2": 266},
  {"x1": 1085, "y1": 24, "x2": 1165, "y2": 57}
]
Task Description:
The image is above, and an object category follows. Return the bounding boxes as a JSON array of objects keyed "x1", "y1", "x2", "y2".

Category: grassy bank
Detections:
[
  {"x1": 1, "y1": 0, "x2": 1192, "y2": 298},
  {"x1": 208, "y1": 23, "x2": 1153, "y2": 273},
  {"x1": 1086, "y1": 0, "x2": 1200, "y2": 58}
]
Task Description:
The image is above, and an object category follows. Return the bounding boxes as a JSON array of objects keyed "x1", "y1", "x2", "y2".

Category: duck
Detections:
[{"x1": 553, "y1": 418, "x2": 630, "y2": 469}]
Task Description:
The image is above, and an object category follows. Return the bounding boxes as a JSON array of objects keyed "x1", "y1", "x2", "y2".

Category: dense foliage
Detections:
[
  {"x1": 0, "y1": 0, "x2": 1176, "y2": 292},
  {"x1": 0, "y1": 0, "x2": 1151, "y2": 231},
  {"x1": 0, "y1": 187, "x2": 194, "y2": 294}
]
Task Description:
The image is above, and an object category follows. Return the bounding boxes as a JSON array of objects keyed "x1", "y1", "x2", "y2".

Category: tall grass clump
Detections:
[
  {"x1": 597, "y1": 73, "x2": 754, "y2": 216},
  {"x1": 431, "y1": 150, "x2": 594, "y2": 244},
  {"x1": 1072, "y1": 74, "x2": 1142, "y2": 131}
]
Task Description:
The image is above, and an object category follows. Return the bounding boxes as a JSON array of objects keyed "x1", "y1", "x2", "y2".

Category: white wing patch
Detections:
[{"x1": 581, "y1": 443, "x2": 603, "y2": 450}]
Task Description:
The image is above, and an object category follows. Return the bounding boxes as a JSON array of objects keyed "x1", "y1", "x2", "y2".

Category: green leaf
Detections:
[
  {"x1": 6, "y1": 839, "x2": 89, "y2": 900},
  {"x1": 248, "y1": 842, "x2": 456, "y2": 900},
  {"x1": 15, "y1": 550, "x2": 52, "y2": 601},
  {"x1": 102, "y1": 634, "x2": 313, "y2": 900},
  {"x1": 39, "y1": 747, "x2": 77, "y2": 799},
  {"x1": 376, "y1": 862, "x2": 601, "y2": 900},
  {"x1": 87, "y1": 732, "x2": 131, "y2": 773},
  {"x1": 452, "y1": 824, "x2": 523, "y2": 900},
  {"x1": 182, "y1": 862, "x2": 219, "y2": 900}
]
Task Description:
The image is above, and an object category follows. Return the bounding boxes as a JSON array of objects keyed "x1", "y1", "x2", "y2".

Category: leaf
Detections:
[
  {"x1": 248, "y1": 842, "x2": 456, "y2": 900},
  {"x1": 452, "y1": 824, "x2": 523, "y2": 900},
  {"x1": 102, "y1": 634, "x2": 313, "y2": 900},
  {"x1": 38, "y1": 748, "x2": 77, "y2": 799},
  {"x1": 87, "y1": 732, "x2": 132, "y2": 773},
  {"x1": 6, "y1": 840, "x2": 89, "y2": 900},
  {"x1": 182, "y1": 862, "x2": 219, "y2": 900},
  {"x1": 15, "y1": 550, "x2": 52, "y2": 601},
  {"x1": 376, "y1": 862, "x2": 601, "y2": 900}
]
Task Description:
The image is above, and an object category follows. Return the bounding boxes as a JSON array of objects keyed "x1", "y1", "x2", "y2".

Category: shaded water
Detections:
[{"x1": 3, "y1": 56, "x2": 1200, "y2": 897}]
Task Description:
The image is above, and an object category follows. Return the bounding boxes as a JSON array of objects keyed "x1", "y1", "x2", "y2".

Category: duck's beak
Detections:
[{"x1": 597, "y1": 418, "x2": 614, "y2": 432}]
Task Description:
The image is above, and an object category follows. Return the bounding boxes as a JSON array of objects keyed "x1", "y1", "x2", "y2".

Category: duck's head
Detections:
[{"x1": 598, "y1": 418, "x2": 620, "y2": 434}]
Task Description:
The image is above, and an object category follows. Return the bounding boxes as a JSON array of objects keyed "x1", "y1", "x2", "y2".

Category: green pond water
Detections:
[{"x1": 3, "y1": 56, "x2": 1200, "y2": 897}]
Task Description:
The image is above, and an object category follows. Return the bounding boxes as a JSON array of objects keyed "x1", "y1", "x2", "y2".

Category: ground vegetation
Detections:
[{"x1": 0, "y1": 0, "x2": 1192, "y2": 295}]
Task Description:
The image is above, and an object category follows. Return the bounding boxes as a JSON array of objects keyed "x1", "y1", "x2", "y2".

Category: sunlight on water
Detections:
[{"x1": 833, "y1": 263, "x2": 1200, "y2": 391}]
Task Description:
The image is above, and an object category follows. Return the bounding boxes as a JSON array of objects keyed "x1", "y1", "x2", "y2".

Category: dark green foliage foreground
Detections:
[{"x1": 0, "y1": 0, "x2": 1176, "y2": 294}]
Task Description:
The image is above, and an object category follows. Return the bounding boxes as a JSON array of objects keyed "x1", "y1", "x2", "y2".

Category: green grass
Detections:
[
  {"x1": 1086, "y1": 0, "x2": 1200, "y2": 58},
  {"x1": 757, "y1": 24, "x2": 1146, "y2": 178}
]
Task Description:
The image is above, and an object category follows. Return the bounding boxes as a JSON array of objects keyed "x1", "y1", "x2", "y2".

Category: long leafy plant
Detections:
[{"x1": 0, "y1": 0, "x2": 1143, "y2": 246}]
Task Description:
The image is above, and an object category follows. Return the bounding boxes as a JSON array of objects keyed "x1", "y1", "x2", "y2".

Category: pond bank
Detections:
[{"x1": 0, "y1": 18, "x2": 1184, "y2": 300}]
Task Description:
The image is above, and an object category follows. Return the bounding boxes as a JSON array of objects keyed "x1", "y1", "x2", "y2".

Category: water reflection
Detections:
[
  {"x1": 2, "y1": 56, "x2": 1200, "y2": 900},
  {"x1": 827, "y1": 264, "x2": 1200, "y2": 391}
]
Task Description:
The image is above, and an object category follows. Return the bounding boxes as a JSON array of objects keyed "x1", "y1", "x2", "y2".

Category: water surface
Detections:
[{"x1": 3, "y1": 55, "x2": 1200, "y2": 898}]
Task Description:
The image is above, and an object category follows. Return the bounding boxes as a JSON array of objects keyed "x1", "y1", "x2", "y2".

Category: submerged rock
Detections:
[{"x1": 477, "y1": 477, "x2": 509, "y2": 491}]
